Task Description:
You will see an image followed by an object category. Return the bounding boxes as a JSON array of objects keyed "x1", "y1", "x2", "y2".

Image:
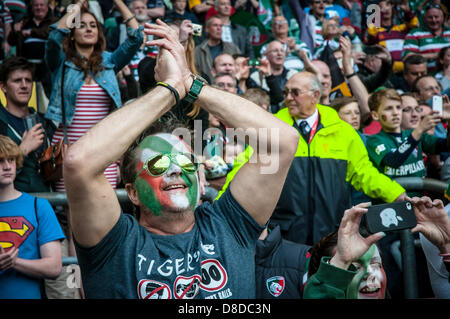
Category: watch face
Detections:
[
  {"x1": 183, "y1": 75, "x2": 206, "y2": 103},
  {"x1": 193, "y1": 74, "x2": 208, "y2": 85},
  {"x1": 190, "y1": 77, "x2": 205, "y2": 96}
]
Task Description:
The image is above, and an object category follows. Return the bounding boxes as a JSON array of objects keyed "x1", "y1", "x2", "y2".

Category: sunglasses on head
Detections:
[
  {"x1": 136, "y1": 152, "x2": 199, "y2": 178},
  {"x1": 425, "y1": 3, "x2": 442, "y2": 11}
]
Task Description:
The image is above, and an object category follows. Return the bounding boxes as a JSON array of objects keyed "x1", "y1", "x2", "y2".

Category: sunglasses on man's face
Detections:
[
  {"x1": 136, "y1": 153, "x2": 199, "y2": 178},
  {"x1": 284, "y1": 87, "x2": 312, "y2": 98}
]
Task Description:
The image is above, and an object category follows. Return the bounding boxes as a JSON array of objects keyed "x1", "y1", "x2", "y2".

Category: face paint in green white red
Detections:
[
  {"x1": 134, "y1": 133, "x2": 200, "y2": 216},
  {"x1": 346, "y1": 244, "x2": 387, "y2": 299}
]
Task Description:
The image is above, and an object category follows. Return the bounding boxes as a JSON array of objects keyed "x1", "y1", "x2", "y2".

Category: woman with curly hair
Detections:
[{"x1": 44, "y1": 0, "x2": 143, "y2": 192}]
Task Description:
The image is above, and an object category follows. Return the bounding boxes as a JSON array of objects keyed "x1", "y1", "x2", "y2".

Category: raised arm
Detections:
[
  {"x1": 113, "y1": 0, "x2": 139, "y2": 30},
  {"x1": 146, "y1": 21, "x2": 299, "y2": 226},
  {"x1": 63, "y1": 27, "x2": 186, "y2": 247},
  {"x1": 56, "y1": 0, "x2": 86, "y2": 30},
  {"x1": 340, "y1": 36, "x2": 371, "y2": 125}
]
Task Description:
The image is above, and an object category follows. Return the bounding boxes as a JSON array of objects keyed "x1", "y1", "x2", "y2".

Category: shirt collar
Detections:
[{"x1": 296, "y1": 109, "x2": 318, "y2": 128}]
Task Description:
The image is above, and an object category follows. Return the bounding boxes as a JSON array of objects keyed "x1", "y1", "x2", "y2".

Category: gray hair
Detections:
[{"x1": 309, "y1": 74, "x2": 322, "y2": 100}]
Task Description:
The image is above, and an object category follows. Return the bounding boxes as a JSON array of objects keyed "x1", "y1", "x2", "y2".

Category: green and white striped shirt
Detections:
[{"x1": 402, "y1": 25, "x2": 450, "y2": 73}]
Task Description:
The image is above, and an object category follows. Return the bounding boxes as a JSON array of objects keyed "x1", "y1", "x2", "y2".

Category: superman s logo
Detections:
[{"x1": 0, "y1": 217, "x2": 34, "y2": 251}]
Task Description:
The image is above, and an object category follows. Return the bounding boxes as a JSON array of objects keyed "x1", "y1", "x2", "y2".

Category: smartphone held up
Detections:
[
  {"x1": 432, "y1": 95, "x2": 443, "y2": 115},
  {"x1": 364, "y1": 201, "x2": 417, "y2": 234}
]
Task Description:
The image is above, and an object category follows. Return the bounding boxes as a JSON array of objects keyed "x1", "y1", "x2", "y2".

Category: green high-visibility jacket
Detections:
[{"x1": 218, "y1": 104, "x2": 405, "y2": 245}]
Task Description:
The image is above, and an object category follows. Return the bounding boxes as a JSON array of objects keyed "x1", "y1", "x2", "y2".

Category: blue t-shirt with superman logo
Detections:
[
  {"x1": 75, "y1": 189, "x2": 264, "y2": 299},
  {"x1": 0, "y1": 193, "x2": 65, "y2": 299}
]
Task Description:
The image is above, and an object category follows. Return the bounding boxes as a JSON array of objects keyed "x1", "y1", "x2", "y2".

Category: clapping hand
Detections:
[{"x1": 144, "y1": 19, "x2": 192, "y2": 97}]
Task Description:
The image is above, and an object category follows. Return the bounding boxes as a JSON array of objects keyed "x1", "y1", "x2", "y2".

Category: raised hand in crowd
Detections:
[
  {"x1": 441, "y1": 95, "x2": 450, "y2": 119},
  {"x1": 178, "y1": 19, "x2": 193, "y2": 44},
  {"x1": 411, "y1": 110, "x2": 442, "y2": 140},
  {"x1": 330, "y1": 202, "x2": 386, "y2": 270},
  {"x1": 340, "y1": 36, "x2": 371, "y2": 125},
  {"x1": 20, "y1": 123, "x2": 45, "y2": 156},
  {"x1": 235, "y1": 56, "x2": 251, "y2": 82},
  {"x1": 286, "y1": 36, "x2": 297, "y2": 55},
  {"x1": 144, "y1": 19, "x2": 191, "y2": 94},
  {"x1": 409, "y1": 196, "x2": 450, "y2": 255},
  {"x1": 398, "y1": 0, "x2": 411, "y2": 13},
  {"x1": 255, "y1": 58, "x2": 272, "y2": 77}
]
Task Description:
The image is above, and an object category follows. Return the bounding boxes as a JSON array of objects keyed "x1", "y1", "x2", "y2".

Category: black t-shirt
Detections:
[{"x1": 75, "y1": 189, "x2": 264, "y2": 299}]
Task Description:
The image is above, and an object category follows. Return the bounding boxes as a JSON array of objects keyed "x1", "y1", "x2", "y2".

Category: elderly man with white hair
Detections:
[{"x1": 271, "y1": 71, "x2": 407, "y2": 245}]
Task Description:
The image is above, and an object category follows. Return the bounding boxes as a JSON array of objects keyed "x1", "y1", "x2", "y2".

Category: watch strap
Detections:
[{"x1": 184, "y1": 75, "x2": 205, "y2": 104}]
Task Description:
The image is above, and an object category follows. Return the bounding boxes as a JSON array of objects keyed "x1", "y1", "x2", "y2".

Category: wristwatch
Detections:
[{"x1": 183, "y1": 74, "x2": 207, "y2": 104}]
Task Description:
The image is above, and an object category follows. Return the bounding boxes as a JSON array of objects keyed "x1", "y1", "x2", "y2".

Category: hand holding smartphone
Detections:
[{"x1": 432, "y1": 95, "x2": 443, "y2": 115}]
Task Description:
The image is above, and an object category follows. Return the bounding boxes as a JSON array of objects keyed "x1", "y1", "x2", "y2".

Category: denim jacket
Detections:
[{"x1": 44, "y1": 23, "x2": 143, "y2": 125}]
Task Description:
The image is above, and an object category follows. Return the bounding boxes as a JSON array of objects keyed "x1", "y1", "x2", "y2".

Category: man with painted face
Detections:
[{"x1": 63, "y1": 19, "x2": 299, "y2": 299}]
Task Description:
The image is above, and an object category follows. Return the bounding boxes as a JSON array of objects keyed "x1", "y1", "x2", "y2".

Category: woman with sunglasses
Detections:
[{"x1": 44, "y1": 0, "x2": 143, "y2": 192}]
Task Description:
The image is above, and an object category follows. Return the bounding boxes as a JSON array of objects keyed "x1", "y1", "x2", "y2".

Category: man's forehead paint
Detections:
[{"x1": 139, "y1": 133, "x2": 191, "y2": 160}]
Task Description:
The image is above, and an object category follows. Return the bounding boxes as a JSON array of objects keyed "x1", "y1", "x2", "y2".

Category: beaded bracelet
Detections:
[{"x1": 124, "y1": 15, "x2": 136, "y2": 24}]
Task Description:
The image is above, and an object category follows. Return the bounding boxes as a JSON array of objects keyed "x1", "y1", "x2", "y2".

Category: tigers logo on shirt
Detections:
[
  {"x1": 375, "y1": 144, "x2": 386, "y2": 155},
  {"x1": 0, "y1": 217, "x2": 34, "y2": 251},
  {"x1": 266, "y1": 276, "x2": 285, "y2": 297}
]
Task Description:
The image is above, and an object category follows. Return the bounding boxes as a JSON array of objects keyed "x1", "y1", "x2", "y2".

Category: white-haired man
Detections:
[{"x1": 271, "y1": 71, "x2": 406, "y2": 245}]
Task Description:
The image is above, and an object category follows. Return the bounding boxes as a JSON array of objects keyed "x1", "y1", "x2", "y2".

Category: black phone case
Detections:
[{"x1": 365, "y1": 201, "x2": 417, "y2": 234}]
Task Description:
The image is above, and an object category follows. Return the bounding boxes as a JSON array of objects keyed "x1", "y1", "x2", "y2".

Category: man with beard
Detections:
[{"x1": 64, "y1": 19, "x2": 299, "y2": 299}]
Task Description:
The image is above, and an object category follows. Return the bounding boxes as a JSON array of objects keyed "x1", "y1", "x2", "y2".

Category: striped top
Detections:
[
  {"x1": 402, "y1": 26, "x2": 450, "y2": 73},
  {"x1": 51, "y1": 83, "x2": 118, "y2": 191},
  {"x1": 0, "y1": 3, "x2": 13, "y2": 40},
  {"x1": 314, "y1": 19, "x2": 324, "y2": 49},
  {"x1": 366, "y1": 12, "x2": 418, "y2": 73}
]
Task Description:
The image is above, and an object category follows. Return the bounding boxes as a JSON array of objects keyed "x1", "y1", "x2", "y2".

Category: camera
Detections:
[
  {"x1": 247, "y1": 59, "x2": 260, "y2": 66},
  {"x1": 192, "y1": 23, "x2": 202, "y2": 37}
]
